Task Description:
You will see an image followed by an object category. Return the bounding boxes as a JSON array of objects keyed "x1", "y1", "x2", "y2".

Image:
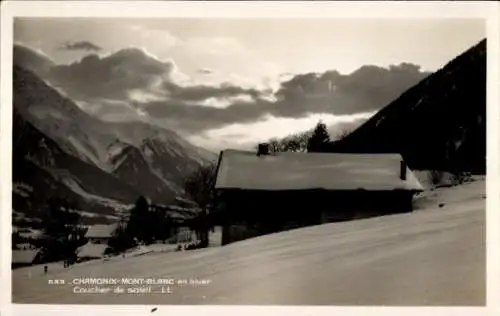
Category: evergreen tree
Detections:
[
  {"x1": 148, "y1": 207, "x2": 174, "y2": 243},
  {"x1": 307, "y1": 121, "x2": 331, "y2": 152},
  {"x1": 118, "y1": 196, "x2": 177, "y2": 249},
  {"x1": 127, "y1": 196, "x2": 151, "y2": 244},
  {"x1": 108, "y1": 218, "x2": 136, "y2": 253},
  {"x1": 39, "y1": 197, "x2": 83, "y2": 262}
]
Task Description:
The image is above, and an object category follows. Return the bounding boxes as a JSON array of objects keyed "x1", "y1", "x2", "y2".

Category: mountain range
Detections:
[
  {"x1": 12, "y1": 58, "x2": 216, "y2": 225},
  {"x1": 330, "y1": 39, "x2": 486, "y2": 174}
]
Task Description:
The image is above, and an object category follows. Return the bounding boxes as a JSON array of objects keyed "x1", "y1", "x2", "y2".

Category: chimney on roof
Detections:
[
  {"x1": 257, "y1": 143, "x2": 270, "y2": 156},
  {"x1": 400, "y1": 160, "x2": 407, "y2": 180}
]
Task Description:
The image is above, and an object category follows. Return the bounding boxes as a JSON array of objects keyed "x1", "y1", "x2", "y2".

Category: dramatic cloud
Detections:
[
  {"x1": 49, "y1": 48, "x2": 428, "y2": 133},
  {"x1": 142, "y1": 98, "x2": 274, "y2": 133},
  {"x1": 162, "y1": 81, "x2": 265, "y2": 102},
  {"x1": 47, "y1": 48, "x2": 176, "y2": 101},
  {"x1": 43, "y1": 47, "x2": 267, "y2": 106},
  {"x1": 137, "y1": 63, "x2": 430, "y2": 134},
  {"x1": 58, "y1": 40, "x2": 103, "y2": 52},
  {"x1": 14, "y1": 45, "x2": 431, "y2": 149},
  {"x1": 274, "y1": 64, "x2": 430, "y2": 116}
]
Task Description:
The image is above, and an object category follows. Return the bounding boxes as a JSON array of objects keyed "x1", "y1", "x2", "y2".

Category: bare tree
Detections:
[
  {"x1": 267, "y1": 138, "x2": 283, "y2": 153},
  {"x1": 258, "y1": 132, "x2": 311, "y2": 154},
  {"x1": 451, "y1": 171, "x2": 472, "y2": 185},
  {"x1": 183, "y1": 162, "x2": 218, "y2": 247},
  {"x1": 183, "y1": 162, "x2": 217, "y2": 212},
  {"x1": 283, "y1": 132, "x2": 311, "y2": 152},
  {"x1": 428, "y1": 170, "x2": 444, "y2": 185}
]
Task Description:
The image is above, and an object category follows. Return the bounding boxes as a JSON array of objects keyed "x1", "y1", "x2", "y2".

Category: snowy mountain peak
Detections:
[{"x1": 13, "y1": 65, "x2": 213, "y2": 222}]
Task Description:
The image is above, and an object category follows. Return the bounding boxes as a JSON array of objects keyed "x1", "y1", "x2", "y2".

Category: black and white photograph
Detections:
[{"x1": 2, "y1": 1, "x2": 497, "y2": 311}]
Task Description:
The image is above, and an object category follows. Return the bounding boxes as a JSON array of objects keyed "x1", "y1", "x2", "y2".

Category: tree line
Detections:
[
  {"x1": 16, "y1": 195, "x2": 180, "y2": 263},
  {"x1": 20, "y1": 197, "x2": 88, "y2": 264},
  {"x1": 264, "y1": 121, "x2": 349, "y2": 154}
]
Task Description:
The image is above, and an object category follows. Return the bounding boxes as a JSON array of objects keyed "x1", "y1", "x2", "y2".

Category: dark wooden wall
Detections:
[{"x1": 216, "y1": 189, "x2": 416, "y2": 245}]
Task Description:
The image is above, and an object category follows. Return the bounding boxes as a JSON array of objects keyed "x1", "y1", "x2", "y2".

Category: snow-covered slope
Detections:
[
  {"x1": 13, "y1": 44, "x2": 55, "y2": 77},
  {"x1": 104, "y1": 121, "x2": 217, "y2": 202},
  {"x1": 14, "y1": 65, "x2": 105, "y2": 167},
  {"x1": 12, "y1": 108, "x2": 139, "y2": 222},
  {"x1": 12, "y1": 180, "x2": 485, "y2": 305},
  {"x1": 110, "y1": 144, "x2": 179, "y2": 202}
]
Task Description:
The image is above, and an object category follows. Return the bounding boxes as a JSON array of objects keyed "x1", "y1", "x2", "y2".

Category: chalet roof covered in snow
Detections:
[
  {"x1": 12, "y1": 249, "x2": 40, "y2": 264},
  {"x1": 77, "y1": 243, "x2": 109, "y2": 259},
  {"x1": 85, "y1": 224, "x2": 117, "y2": 238},
  {"x1": 215, "y1": 150, "x2": 424, "y2": 192},
  {"x1": 18, "y1": 229, "x2": 43, "y2": 239}
]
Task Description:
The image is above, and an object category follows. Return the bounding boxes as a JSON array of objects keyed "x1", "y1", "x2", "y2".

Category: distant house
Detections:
[
  {"x1": 174, "y1": 226, "x2": 195, "y2": 244},
  {"x1": 17, "y1": 229, "x2": 43, "y2": 240},
  {"x1": 151, "y1": 204, "x2": 199, "y2": 224},
  {"x1": 77, "y1": 224, "x2": 117, "y2": 261},
  {"x1": 85, "y1": 224, "x2": 117, "y2": 244},
  {"x1": 150, "y1": 201, "x2": 209, "y2": 244},
  {"x1": 213, "y1": 145, "x2": 424, "y2": 245},
  {"x1": 173, "y1": 196, "x2": 200, "y2": 209},
  {"x1": 15, "y1": 243, "x2": 36, "y2": 250},
  {"x1": 12, "y1": 249, "x2": 42, "y2": 269},
  {"x1": 77, "y1": 243, "x2": 110, "y2": 261}
]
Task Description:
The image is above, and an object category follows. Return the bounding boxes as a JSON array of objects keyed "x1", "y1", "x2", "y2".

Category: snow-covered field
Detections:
[{"x1": 12, "y1": 179, "x2": 485, "y2": 305}]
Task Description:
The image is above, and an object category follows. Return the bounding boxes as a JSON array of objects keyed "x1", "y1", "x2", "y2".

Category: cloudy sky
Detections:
[{"x1": 14, "y1": 18, "x2": 485, "y2": 150}]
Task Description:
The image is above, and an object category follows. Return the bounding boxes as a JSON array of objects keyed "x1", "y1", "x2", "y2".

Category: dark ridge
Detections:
[{"x1": 330, "y1": 39, "x2": 486, "y2": 174}]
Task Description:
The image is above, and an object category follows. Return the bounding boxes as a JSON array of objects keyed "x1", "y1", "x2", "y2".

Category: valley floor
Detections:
[{"x1": 12, "y1": 180, "x2": 485, "y2": 305}]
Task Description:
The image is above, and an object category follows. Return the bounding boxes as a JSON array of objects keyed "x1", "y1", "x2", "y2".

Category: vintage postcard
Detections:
[{"x1": 1, "y1": 1, "x2": 499, "y2": 316}]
